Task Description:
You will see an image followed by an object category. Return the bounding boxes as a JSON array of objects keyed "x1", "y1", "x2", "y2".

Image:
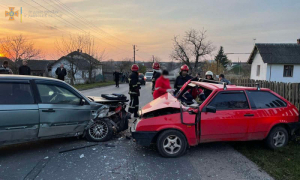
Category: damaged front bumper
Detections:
[{"x1": 130, "y1": 118, "x2": 157, "y2": 146}]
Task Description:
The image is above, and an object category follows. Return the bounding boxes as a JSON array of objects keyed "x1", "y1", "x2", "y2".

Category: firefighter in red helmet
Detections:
[
  {"x1": 151, "y1": 62, "x2": 161, "y2": 94},
  {"x1": 128, "y1": 64, "x2": 140, "y2": 117},
  {"x1": 174, "y1": 64, "x2": 192, "y2": 95}
]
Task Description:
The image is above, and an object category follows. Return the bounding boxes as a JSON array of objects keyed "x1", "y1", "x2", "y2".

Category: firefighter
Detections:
[
  {"x1": 128, "y1": 64, "x2": 140, "y2": 118},
  {"x1": 151, "y1": 62, "x2": 161, "y2": 94},
  {"x1": 205, "y1": 71, "x2": 214, "y2": 80},
  {"x1": 174, "y1": 64, "x2": 192, "y2": 95}
]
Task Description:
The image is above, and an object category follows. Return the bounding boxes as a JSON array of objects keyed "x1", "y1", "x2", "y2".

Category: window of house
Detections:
[
  {"x1": 208, "y1": 91, "x2": 249, "y2": 110},
  {"x1": 283, "y1": 65, "x2": 293, "y2": 77},
  {"x1": 256, "y1": 65, "x2": 260, "y2": 76}
]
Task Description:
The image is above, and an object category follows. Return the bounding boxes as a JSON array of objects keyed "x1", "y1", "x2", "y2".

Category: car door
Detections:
[
  {"x1": 245, "y1": 90, "x2": 292, "y2": 140},
  {"x1": 0, "y1": 80, "x2": 39, "y2": 144},
  {"x1": 35, "y1": 80, "x2": 91, "y2": 137},
  {"x1": 200, "y1": 91, "x2": 253, "y2": 142}
]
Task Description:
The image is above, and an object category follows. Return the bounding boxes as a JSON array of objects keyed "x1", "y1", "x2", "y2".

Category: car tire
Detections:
[
  {"x1": 157, "y1": 130, "x2": 187, "y2": 158},
  {"x1": 86, "y1": 120, "x2": 113, "y2": 142},
  {"x1": 265, "y1": 126, "x2": 288, "y2": 150}
]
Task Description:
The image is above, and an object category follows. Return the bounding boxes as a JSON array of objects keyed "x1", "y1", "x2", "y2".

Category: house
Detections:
[
  {"x1": 248, "y1": 39, "x2": 300, "y2": 83},
  {"x1": 16, "y1": 60, "x2": 55, "y2": 76},
  {"x1": 49, "y1": 50, "x2": 103, "y2": 84}
]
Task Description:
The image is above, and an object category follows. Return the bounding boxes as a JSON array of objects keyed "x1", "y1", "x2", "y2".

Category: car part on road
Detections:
[
  {"x1": 266, "y1": 126, "x2": 289, "y2": 149},
  {"x1": 86, "y1": 94, "x2": 131, "y2": 142},
  {"x1": 157, "y1": 130, "x2": 187, "y2": 157}
]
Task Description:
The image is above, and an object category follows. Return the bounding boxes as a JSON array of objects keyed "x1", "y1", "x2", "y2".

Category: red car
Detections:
[{"x1": 131, "y1": 80, "x2": 300, "y2": 157}]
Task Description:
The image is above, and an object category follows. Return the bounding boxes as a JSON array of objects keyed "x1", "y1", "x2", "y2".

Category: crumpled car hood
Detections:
[{"x1": 142, "y1": 93, "x2": 180, "y2": 114}]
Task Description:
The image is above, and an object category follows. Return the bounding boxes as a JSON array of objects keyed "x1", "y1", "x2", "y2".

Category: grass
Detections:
[
  {"x1": 73, "y1": 81, "x2": 115, "y2": 90},
  {"x1": 232, "y1": 139, "x2": 300, "y2": 180}
]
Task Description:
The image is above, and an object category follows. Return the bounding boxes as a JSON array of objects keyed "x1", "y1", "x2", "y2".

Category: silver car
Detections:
[{"x1": 0, "y1": 75, "x2": 108, "y2": 146}]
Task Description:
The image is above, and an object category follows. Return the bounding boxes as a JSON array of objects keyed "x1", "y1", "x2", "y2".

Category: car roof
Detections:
[
  {"x1": 0, "y1": 74, "x2": 62, "y2": 83},
  {"x1": 191, "y1": 81, "x2": 270, "y2": 91}
]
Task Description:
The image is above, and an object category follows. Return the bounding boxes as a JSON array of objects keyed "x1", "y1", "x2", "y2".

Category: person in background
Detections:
[
  {"x1": 55, "y1": 64, "x2": 67, "y2": 81},
  {"x1": 205, "y1": 71, "x2": 214, "y2": 80},
  {"x1": 174, "y1": 64, "x2": 192, "y2": 95},
  {"x1": 219, "y1": 74, "x2": 231, "y2": 84},
  {"x1": 128, "y1": 64, "x2": 140, "y2": 118},
  {"x1": 121, "y1": 72, "x2": 125, "y2": 83},
  {"x1": 0, "y1": 61, "x2": 13, "y2": 74},
  {"x1": 152, "y1": 62, "x2": 161, "y2": 94},
  {"x1": 19, "y1": 60, "x2": 31, "y2": 75},
  {"x1": 153, "y1": 70, "x2": 174, "y2": 99},
  {"x1": 113, "y1": 70, "x2": 120, "y2": 88}
]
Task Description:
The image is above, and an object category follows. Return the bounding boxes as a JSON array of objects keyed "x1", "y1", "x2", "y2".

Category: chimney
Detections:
[{"x1": 297, "y1": 39, "x2": 300, "y2": 44}]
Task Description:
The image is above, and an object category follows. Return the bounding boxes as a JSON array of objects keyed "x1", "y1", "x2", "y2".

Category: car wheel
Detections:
[
  {"x1": 86, "y1": 120, "x2": 113, "y2": 142},
  {"x1": 266, "y1": 126, "x2": 288, "y2": 149},
  {"x1": 157, "y1": 130, "x2": 187, "y2": 158}
]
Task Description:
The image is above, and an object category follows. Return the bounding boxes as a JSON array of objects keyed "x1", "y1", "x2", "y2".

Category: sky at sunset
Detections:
[{"x1": 0, "y1": 0, "x2": 300, "y2": 62}]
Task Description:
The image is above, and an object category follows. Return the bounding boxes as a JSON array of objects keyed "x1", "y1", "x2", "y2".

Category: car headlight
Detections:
[{"x1": 92, "y1": 105, "x2": 109, "y2": 119}]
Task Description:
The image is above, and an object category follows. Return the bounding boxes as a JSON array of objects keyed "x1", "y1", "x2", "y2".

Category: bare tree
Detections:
[
  {"x1": 56, "y1": 34, "x2": 103, "y2": 84},
  {"x1": 116, "y1": 58, "x2": 132, "y2": 72},
  {"x1": 170, "y1": 29, "x2": 215, "y2": 74},
  {"x1": 0, "y1": 34, "x2": 41, "y2": 61}
]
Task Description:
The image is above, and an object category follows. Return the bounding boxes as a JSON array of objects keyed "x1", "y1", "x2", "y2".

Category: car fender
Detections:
[
  {"x1": 264, "y1": 120, "x2": 290, "y2": 137},
  {"x1": 156, "y1": 125, "x2": 198, "y2": 146}
]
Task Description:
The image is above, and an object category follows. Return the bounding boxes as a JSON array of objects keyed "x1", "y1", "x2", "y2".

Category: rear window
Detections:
[
  {"x1": 0, "y1": 83, "x2": 34, "y2": 104},
  {"x1": 246, "y1": 91, "x2": 287, "y2": 109},
  {"x1": 145, "y1": 72, "x2": 153, "y2": 76}
]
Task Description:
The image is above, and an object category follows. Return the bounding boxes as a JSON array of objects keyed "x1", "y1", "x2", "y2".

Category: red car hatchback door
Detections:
[{"x1": 200, "y1": 91, "x2": 252, "y2": 142}]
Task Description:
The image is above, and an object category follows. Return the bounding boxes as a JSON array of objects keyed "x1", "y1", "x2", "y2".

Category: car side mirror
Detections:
[
  {"x1": 206, "y1": 106, "x2": 216, "y2": 113},
  {"x1": 80, "y1": 98, "x2": 86, "y2": 106}
]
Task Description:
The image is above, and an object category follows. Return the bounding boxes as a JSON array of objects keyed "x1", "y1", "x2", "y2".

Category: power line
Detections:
[{"x1": 54, "y1": 0, "x2": 132, "y2": 46}]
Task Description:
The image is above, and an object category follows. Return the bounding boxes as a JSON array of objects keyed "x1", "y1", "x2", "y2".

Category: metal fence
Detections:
[{"x1": 229, "y1": 79, "x2": 300, "y2": 109}]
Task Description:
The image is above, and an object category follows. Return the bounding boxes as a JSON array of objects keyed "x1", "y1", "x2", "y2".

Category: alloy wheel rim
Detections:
[
  {"x1": 163, "y1": 135, "x2": 182, "y2": 155},
  {"x1": 273, "y1": 131, "x2": 286, "y2": 147},
  {"x1": 89, "y1": 121, "x2": 108, "y2": 140}
]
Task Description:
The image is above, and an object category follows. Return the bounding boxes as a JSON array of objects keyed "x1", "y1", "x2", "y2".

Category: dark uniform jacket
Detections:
[
  {"x1": 129, "y1": 71, "x2": 140, "y2": 96},
  {"x1": 55, "y1": 67, "x2": 67, "y2": 81},
  {"x1": 113, "y1": 71, "x2": 120, "y2": 81},
  {"x1": 152, "y1": 71, "x2": 161, "y2": 92},
  {"x1": 174, "y1": 74, "x2": 192, "y2": 94},
  {"x1": 19, "y1": 65, "x2": 31, "y2": 75}
]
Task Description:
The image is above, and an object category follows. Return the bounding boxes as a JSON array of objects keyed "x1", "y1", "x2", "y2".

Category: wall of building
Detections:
[
  {"x1": 51, "y1": 59, "x2": 103, "y2": 84},
  {"x1": 250, "y1": 53, "x2": 268, "y2": 80},
  {"x1": 266, "y1": 64, "x2": 300, "y2": 83}
]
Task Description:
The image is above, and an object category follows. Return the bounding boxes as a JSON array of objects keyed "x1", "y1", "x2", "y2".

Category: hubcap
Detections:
[
  {"x1": 273, "y1": 131, "x2": 286, "y2": 147},
  {"x1": 89, "y1": 121, "x2": 108, "y2": 140},
  {"x1": 163, "y1": 135, "x2": 182, "y2": 155}
]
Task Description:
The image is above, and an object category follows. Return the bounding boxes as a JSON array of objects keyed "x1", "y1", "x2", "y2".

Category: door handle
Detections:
[
  {"x1": 42, "y1": 109, "x2": 55, "y2": 112},
  {"x1": 244, "y1": 114, "x2": 254, "y2": 117}
]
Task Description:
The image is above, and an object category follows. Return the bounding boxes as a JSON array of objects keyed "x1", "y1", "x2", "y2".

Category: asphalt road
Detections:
[{"x1": 0, "y1": 82, "x2": 273, "y2": 180}]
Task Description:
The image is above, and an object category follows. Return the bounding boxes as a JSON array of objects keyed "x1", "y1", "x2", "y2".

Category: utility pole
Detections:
[
  {"x1": 152, "y1": 55, "x2": 154, "y2": 63},
  {"x1": 238, "y1": 57, "x2": 241, "y2": 75},
  {"x1": 133, "y1": 45, "x2": 136, "y2": 64}
]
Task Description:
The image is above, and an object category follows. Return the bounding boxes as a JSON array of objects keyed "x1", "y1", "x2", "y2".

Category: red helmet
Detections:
[
  {"x1": 131, "y1": 64, "x2": 139, "y2": 71},
  {"x1": 152, "y1": 62, "x2": 160, "y2": 70},
  {"x1": 180, "y1": 64, "x2": 189, "y2": 72}
]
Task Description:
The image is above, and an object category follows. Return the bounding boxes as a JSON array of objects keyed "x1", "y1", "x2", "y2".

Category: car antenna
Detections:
[
  {"x1": 223, "y1": 82, "x2": 227, "y2": 90},
  {"x1": 255, "y1": 83, "x2": 260, "y2": 90}
]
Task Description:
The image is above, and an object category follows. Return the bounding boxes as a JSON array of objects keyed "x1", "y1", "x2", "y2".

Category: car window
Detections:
[
  {"x1": 0, "y1": 83, "x2": 34, "y2": 104},
  {"x1": 246, "y1": 91, "x2": 287, "y2": 109},
  {"x1": 37, "y1": 84, "x2": 80, "y2": 105},
  {"x1": 145, "y1": 72, "x2": 153, "y2": 76},
  {"x1": 208, "y1": 91, "x2": 249, "y2": 110}
]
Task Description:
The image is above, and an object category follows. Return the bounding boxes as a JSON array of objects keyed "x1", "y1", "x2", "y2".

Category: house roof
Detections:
[
  {"x1": 54, "y1": 51, "x2": 101, "y2": 70},
  {"x1": 248, "y1": 43, "x2": 300, "y2": 64},
  {"x1": 16, "y1": 60, "x2": 55, "y2": 71}
]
